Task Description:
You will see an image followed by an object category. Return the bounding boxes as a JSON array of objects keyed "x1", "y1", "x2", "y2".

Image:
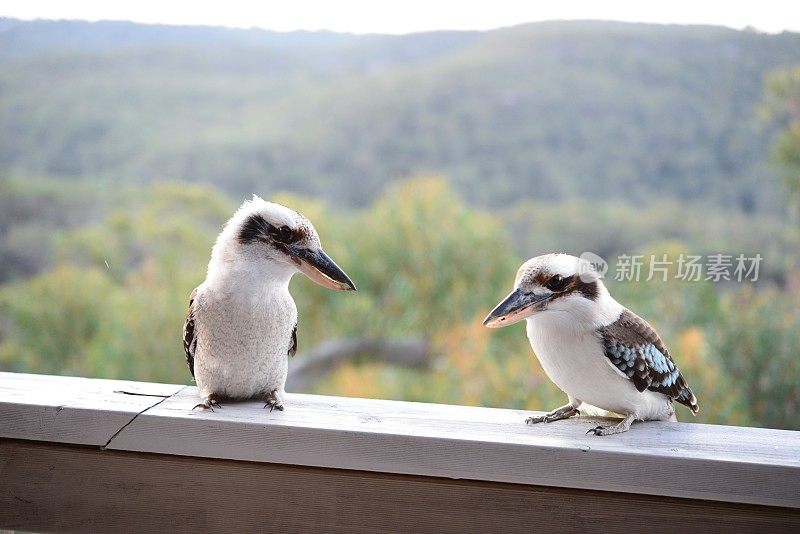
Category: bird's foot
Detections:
[
  {"x1": 586, "y1": 414, "x2": 635, "y2": 436},
  {"x1": 526, "y1": 404, "x2": 579, "y2": 425},
  {"x1": 263, "y1": 389, "x2": 285, "y2": 412},
  {"x1": 193, "y1": 395, "x2": 223, "y2": 412}
]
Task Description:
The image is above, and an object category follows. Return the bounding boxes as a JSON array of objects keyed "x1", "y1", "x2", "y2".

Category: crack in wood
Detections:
[
  {"x1": 113, "y1": 390, "x2": 172, "y2": 397},
  {"x1": 102, "y1": 386, "x2": 188, "y2": 449},
  {"x1": 11, "y1": 492, "x2": 34, "y2": 504}
]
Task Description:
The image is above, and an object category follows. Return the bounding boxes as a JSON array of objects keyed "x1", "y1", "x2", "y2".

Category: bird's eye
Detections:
[
  {"x1": 546, "y1": 274, "x2": 568, "y2": 291},
  {"x1": 269, "y1": 225, "x2": 296, "y2": 243}
]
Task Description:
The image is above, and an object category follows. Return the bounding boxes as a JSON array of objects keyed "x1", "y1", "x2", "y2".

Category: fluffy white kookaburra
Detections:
[
  {"x1": 183, "y1": 196, "x2": 355, "y2": 411},
  {"x1": 484, "y1": 253, "x2": 698, "y2": 435}
]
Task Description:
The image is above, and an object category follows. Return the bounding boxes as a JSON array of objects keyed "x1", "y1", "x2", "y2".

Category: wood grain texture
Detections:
[
  {"x1": 111, "y1": 385, "x2": 800, "y2": 509},
  {"x1": 0, "y1": 372, "x2": 184, "y2": 446},
  {"x1": 2, "y1": 439, "x2": 798, "y2": 534},
  {"x1": 1, "y1": 373, "x2": 799, "y2": 510}
]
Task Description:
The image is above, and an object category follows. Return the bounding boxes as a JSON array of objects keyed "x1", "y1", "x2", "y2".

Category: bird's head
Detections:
[
  {"x1": 483, "y1": 253, "x2": 607, "y2": 328},
  {"x1": 213, "y1": 195, "x2": 356, "y2": 291}
]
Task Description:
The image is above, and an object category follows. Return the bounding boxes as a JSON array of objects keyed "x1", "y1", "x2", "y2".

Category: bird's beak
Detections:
[
  {"x1": 483, "y1": 288, "x2": 549, "y2": 328},
  {"x1": 291, "y1": 247, "x2": 356, "y2": 291}
]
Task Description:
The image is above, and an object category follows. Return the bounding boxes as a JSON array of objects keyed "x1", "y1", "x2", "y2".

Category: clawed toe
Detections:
[
  {"x1": 193, "y1": 398, "x2": 222, "y2": 412},
  {"x1": 526, "y1": 414, "x2": 561, "y2": 425},
  {"x1": 525, "y1": 405, "x2": 579, "y2": 425},
  {"x1": 263, "y1": 389, "x2": 284, "y2": 412},
  {"x1": 264, "y1": 400, "x2": 284, "y2": 412},
  {"x1": 586, "y1": 414, "x2": 635, "y2": 436}
]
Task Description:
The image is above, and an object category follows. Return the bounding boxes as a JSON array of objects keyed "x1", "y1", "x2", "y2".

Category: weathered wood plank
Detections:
[
  {"x1": 0, "y1": 372, "x2": 184, "y2": 446},
  {"x1": 2, "y1": 439, "x2": 798, "y2": 534},
  {"x1": 2, "y1": 373, "x2": 798, "y2": 510},
  {"x1": 108, "y1": 385, "x2": 800, "y2": 509}
]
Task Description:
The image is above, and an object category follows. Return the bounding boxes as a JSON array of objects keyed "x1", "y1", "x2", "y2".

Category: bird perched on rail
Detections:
[
  {"x1": 483, "y1": 253, "x2": 698, "y2": 435},
  {"x1": 183, "y1": 196, "x2": 356, "y2": 412}
]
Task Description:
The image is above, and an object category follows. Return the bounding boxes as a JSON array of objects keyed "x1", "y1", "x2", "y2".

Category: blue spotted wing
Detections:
[{"x1": 598, "y1": 309, "x2": 698, "y2": 413}]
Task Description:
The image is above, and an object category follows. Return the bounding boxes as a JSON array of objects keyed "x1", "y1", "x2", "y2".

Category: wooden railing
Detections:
[{"x1": 1, "y1": 371, "x2": 798, "y2": 532}]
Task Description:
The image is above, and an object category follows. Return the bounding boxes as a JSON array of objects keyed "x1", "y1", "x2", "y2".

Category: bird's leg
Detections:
[
  {"x1": 264, "y1": 389, "x2": 285, "y2": 412},
  {"x1": 193, "y1": 393, "x2": 223, "y2": 412},
  {"x1": 526, "y1": 397, "x2": 581, "y2": 425},
  {"x1": 586, "y1": 413, "x2": 636, "y2": 436}
]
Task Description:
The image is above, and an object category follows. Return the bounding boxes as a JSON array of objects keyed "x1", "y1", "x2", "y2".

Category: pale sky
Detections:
[{"x1": 2, "y1": 0, "x2": 798, "y2": 35}]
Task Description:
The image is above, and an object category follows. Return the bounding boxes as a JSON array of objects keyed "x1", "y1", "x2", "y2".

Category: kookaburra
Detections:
[
  {"x1": 484, "y1": 253, "x2": 698, "y2": 435},
  {"x1": 183, "y1": 196, "x2": 355, "y2": 411}
]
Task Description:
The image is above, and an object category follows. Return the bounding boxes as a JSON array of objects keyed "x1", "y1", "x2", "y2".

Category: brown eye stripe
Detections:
[
  {"x1": 534, "y1": 273, "x2": 599, "y2": 302},
  {"x1": 533, "y1": 272, "x2": 555, "y2": 286},
  {"x1": 546, "y1": 274, "x2": 569, "y2": 291},
  {"x1": 289, "y1": 227, "x2": 308, "y2": 242},
  {"x1": 572, "y1": 276, "x2": 599, "y2": 300},
  {"x1": 237, "y1": 214, "x2": 307, "y2": 245},
  {"x1": 268, "y1": 225, "x2": 305, "y2": 243},
  {"x1": 533, "y1": 272, "x2": 570, "y2": 287},
  {"x1": 238, "y1": 214, "x2": 272, "y2": 244}
]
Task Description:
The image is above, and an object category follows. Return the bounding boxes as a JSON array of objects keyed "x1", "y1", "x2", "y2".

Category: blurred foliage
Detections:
[
  {"x1": 2, "y1": 178, "x2": 797, "y2": 430},
  {"x1": 0, "y1": 265, "x2": 118, "y2": 376},
  {"x1": 1, "y1": 183, "x2": 233, "y2": 382},
  {"x1": 0, "y1": 174, "x2": 122, "y2": 282},
  {"x1": 1, "y1": 20, "x2": 800, "y2": 211},
  {"x1": 762, "y1": 65, "x2": 800, "y2": 210},
  {"x1": 1, "y1": 21, "x2": 800, "y2": 432},
  {"x1": 504, "y1": 199, "x2": 800, "y2": 284},
  {"x1": 287, "y1": 178, "x2": 518, "y2": 340}
]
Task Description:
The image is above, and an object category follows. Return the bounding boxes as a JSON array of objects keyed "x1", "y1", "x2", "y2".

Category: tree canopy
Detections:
[{"x1": 1, "y1": 19, "x2": 799, "y2": 211}]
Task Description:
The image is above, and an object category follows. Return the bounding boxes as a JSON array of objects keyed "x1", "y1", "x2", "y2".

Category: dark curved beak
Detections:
[
  {"x1": 483, "y1": 288, "x2": 549, "y2": 328},
  {"x1": 292, "y1": 247, "x2": 356, "y2": 291}
]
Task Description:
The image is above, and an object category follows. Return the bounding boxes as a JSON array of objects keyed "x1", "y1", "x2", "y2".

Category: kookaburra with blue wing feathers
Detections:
[
  {"x1": 484, "y1": 253, "x2": 698, "y2": 435},
  {"x1": 183, "y1": 196, "x2": 355, "y2": 412}
]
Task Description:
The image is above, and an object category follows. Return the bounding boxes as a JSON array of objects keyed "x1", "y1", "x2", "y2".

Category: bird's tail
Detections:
[
  {"x1": 674, "y1": 377, "x2": 699, "y2": 415},
  {"x1": 681, "y1": 390, "x2": 700, "y2": 415}
]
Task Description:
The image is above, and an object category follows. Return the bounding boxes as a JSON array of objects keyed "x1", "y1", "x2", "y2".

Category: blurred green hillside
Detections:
[
  {"x1": 0, "y1": 19, "x2": 798, "y2": 430},
  {"x1": 2, "y1": 19, "x2": 799, "y2": 209},
  {"x1": 1, "y1": 176, "x2": 798, "y2": 430}
]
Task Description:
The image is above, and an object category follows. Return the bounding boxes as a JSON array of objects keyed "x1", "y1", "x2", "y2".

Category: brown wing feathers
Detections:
[
  {"x1": 600, "y1": 309, "x2": 699, "y2": 413},
  {"x1": 183, "y1": 287, "x2": 198, "y2": 378}
]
